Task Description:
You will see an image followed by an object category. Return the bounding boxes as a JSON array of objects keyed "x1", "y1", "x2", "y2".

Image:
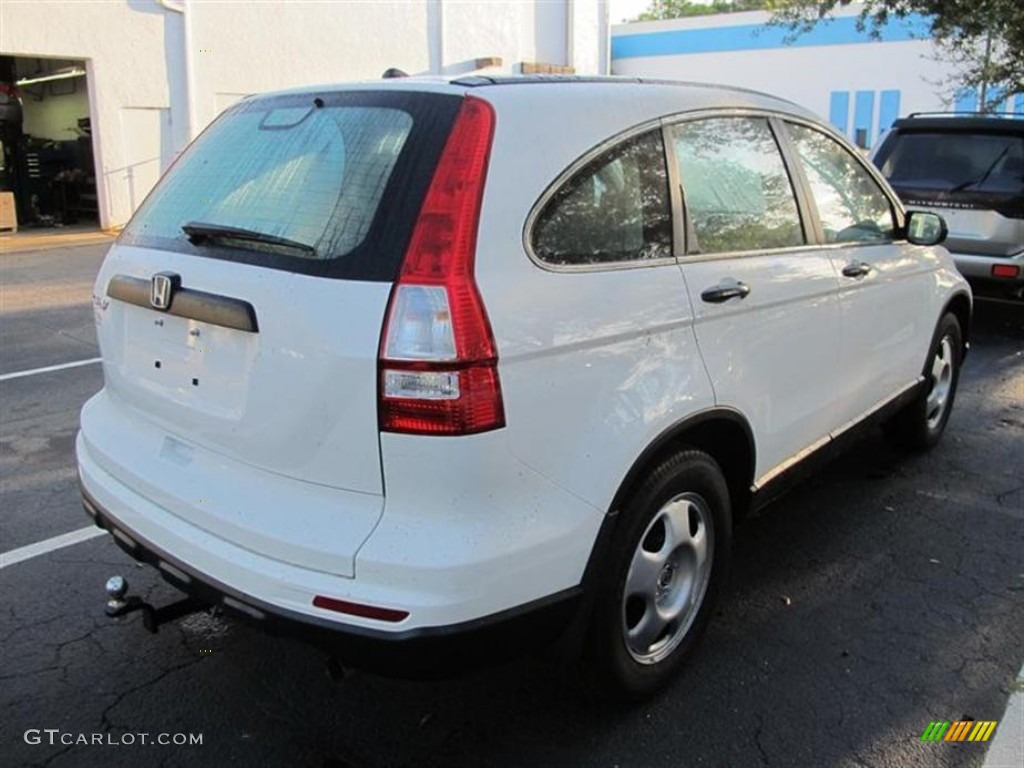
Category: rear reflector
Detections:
[
  {"x1": 222, "y1": 596, "x2": 266, "y2": 621},
  {"x1": 378, "y1": 96, "x2": 505, "y2": 435},
  {"x1": 111, "y1": 528, "x2": 138, "y2": 552},
  {"x1": 992, "y1": 264, "x2": 1020, "y2": 279},
  {"x1": 313, "y1": 595, "x2": 409, "y2": 623},
  {"x1": 158, "y1": 561, "x2": 192, "y2": 585}
]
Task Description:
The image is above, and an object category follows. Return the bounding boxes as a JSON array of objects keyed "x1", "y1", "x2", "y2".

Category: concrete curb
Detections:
[{"x1": 0, "y1": 230, "x2": 117, "y2": 254}]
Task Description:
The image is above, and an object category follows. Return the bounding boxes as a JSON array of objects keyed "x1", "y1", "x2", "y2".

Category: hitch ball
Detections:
[
  {"x1": 106, "y1": 575, "x2": 128, "y2": 599},
  {"x1": 105, "y1": 575, "x2": 129, "y2": 614}
]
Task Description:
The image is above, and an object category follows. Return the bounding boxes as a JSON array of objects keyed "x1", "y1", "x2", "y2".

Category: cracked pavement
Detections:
[{"x1": 1, "y1": 243, "x2": 1022, "y2": 767}]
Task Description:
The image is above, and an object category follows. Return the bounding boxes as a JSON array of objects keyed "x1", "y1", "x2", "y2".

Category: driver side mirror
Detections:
[{"x1": 905, "y1": 211, "x2": 948, "y2": 246}]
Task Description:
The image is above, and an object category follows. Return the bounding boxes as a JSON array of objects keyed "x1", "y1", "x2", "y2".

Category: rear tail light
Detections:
[
  {"x1": 378, "y1": 96, "x2": 505, "y2": 436},
  {"x1": 992, "y1": 264, "x2": 1020, "y2": 279}
]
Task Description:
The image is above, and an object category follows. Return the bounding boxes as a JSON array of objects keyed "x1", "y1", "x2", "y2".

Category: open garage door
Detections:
[{"x1": 0, "y1": 56, "x2": 99, "y2": 231}]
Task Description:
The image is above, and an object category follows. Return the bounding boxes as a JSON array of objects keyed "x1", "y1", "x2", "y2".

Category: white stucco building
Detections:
[
  {"x1": 611, "y1": 4, "x2": 1024, "y2": 150},
  {"x1": 0, "y1": 0, "x2": 610, "y2": 230}
]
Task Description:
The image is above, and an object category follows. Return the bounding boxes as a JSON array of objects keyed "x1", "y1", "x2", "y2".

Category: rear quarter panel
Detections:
[{"x1": 473, "y1": 85, "x2": 720, "y2": 513}]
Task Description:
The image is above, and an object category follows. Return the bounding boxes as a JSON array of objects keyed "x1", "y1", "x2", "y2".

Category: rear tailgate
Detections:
[
  {"x1": 95, "y1": 246, "x2": 391, "y2": 494},
  {"x1": 876, "y1": 125, "x2": 1024, "y2": 256},
  {"x1": 888, "y1": 191, "x2": 1024, "y2": 258},
  {"x1": 85, "y1": 86, "x2": 464, "y2": 576}
]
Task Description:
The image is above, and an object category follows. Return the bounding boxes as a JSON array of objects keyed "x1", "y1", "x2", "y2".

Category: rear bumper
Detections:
[
  {"x1": 77, "y1": 385, "x2": 603, "y2": 673},
  {"x1": 79, "y1": 385, "x2": 602, "y2": 624},
  {"x1": 950, "y1": 251, "x2": 1024, "y2": 303},
  {"x1": 81, "y1": 484, "x2": 582, "y2": 676}
]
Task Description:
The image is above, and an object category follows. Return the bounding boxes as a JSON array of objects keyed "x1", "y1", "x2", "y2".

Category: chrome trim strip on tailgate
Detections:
[{"x1": 106, "y1": 274, "x2": 259, "y2": 333}]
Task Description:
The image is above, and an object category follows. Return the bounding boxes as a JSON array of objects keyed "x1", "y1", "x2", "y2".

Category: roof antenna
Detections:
[{"x1": 382, "y1": 67, "x2": 408, "y2": 79}]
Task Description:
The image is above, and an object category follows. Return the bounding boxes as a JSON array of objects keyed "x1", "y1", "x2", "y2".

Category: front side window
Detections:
[
  {"x1": 532, "y1": 130, "x2": 672, "y2": 266},
  {"x1": 787, "y1": 123, "x2": 895, "y2": 244},
  {"x1": 671, "y1": 117, "x2": 804, "y2": 254}
]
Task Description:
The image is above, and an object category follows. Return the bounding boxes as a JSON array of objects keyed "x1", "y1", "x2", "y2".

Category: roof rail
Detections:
[
  {"x1": 445, "y1": 74, "x2": 806, "y2": 108},
  {"x1": 906, "y1": 111, "x2": 1022, "y2": 119}
]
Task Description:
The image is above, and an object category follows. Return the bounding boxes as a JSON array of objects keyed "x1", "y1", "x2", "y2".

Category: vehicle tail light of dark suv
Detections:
[
  {"x1": 378, "y1": 97, "x2": 506, "y2": 436},
  {"x1": 992, "y1": 264, "x2": 1021, "y2": 279}
]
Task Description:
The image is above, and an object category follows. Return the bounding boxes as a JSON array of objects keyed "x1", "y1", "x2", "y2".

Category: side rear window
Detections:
[
  {"x1": 531, "y1": 130, "x2": 672, "y2": 266},
  {"x1": 670, "y1": 117, "x2": 805, "y2": 254},
  {"x1": 120, "y1": 91, "x2": 461, "y2": 281},
  {"x1": 786, "y1": 123, "x2": 895, "y2": 244}
]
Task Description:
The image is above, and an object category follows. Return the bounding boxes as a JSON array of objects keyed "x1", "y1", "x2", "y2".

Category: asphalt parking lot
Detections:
[{"x1": 2, "y1": 242, "x2": 1022, "y2": 768}]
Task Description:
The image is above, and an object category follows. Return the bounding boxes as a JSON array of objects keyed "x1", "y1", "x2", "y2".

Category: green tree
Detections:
[
  {"x1": 767, "y1": 1, "x2": 1024, "y2": 108},
  {"x1": 634, "y1": 1, "x2": 770, "y2": 22}
]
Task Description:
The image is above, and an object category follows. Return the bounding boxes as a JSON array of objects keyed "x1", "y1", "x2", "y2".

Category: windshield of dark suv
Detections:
[
  {"x1": 120, "y1": 90, "x2": 461, "y2": 281},
  {"x1": 877, "y1": 130, "x2": 1024, "y2": 195}
]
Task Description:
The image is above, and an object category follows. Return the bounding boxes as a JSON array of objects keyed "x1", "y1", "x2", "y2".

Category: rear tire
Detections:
[
  {"x1": 579, "y1": 450, "x2": 731, "y2": 701},
  {"x1": 886, "y1": 312, "x2": 962, "y2": 451}
]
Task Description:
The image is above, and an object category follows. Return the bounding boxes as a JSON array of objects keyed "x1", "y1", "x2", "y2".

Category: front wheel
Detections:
[
  {"x1": 887, "y1": 312, "x2": 963, "y2": 451},
  {"x1": 580, "y1": 450, "x2": 732, "y2": 700}
]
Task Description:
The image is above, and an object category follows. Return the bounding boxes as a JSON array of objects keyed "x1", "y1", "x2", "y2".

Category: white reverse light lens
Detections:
[
  {"x1": 384, "y1": 285, "x2": 456, "y2": 361},
  {"x1": 383, "y1": 370, "x2": 460, "y2": 400}
]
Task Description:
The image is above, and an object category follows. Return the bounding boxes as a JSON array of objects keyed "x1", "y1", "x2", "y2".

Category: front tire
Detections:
[
  {"x1": 580, "y1": 450, "x2": 732, "y2": 700},
  {"x1": 887, "y1": 312, "x2": 963, "y2": 451}
]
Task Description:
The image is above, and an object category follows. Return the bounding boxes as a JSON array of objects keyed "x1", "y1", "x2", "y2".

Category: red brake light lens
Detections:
[
  {"x1": 992, "y1": 264, "x2": 1020, "y2": 279},
  {"x1": 378, "y1": 97, "x2": 505, "y2": 436}
]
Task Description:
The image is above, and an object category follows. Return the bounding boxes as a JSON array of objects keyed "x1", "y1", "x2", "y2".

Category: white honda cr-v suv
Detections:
[{"x1": 78, "y1": 76, "x2": 970, "y2": 698}]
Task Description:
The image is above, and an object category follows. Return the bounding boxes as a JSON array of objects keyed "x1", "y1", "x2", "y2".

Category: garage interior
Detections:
[{"x1": 0, "y1": 55, "x2": 98, "y2": 231}]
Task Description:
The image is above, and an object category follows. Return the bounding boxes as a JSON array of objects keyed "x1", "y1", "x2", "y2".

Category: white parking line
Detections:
[
  {"x1": 0, "y1": 526, "x2": 107, "y2": 569},
  {"x1": 0, "y1": 357, "x2": 102, "y2": 383}
]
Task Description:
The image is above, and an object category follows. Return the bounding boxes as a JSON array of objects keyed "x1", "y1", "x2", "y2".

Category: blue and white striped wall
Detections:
[
  {"x1": 611, "y1": 7, "x2": 1022, "y2": 149},
  {"x1": 612, "y1": 11, "x2": 930, "y2": 59},
  {"x1": 953, "y1": 88, "x2": 1024, "y2": 116},
  {"x1": 827, "y1": 89, "x2": 901, "y2": 147}
]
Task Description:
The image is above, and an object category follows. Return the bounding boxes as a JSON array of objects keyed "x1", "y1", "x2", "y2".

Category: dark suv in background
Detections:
[{"x1": 873, "y1": 114, "x2": 1023, "y2": 306}]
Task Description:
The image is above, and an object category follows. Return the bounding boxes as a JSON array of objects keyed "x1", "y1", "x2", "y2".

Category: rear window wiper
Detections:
[
  {"x1": 948, "y1": 145, "x2": 1011, "y2": 193},
  {"x1": 182, "y1": 221, "x2": 316, "y2": 258}
]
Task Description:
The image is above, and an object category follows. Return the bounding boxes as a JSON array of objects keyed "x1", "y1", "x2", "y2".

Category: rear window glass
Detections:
[
  {"x1": 879, "y1": 130, "x2": 1024, "y2": 195},
  {"x1": 120, "y1": 91, "x2": 460, "y2": 281}
]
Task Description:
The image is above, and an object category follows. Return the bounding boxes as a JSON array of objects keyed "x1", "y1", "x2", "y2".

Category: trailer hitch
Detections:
[{"x1": 105, "y1": 575, "x2": 206, "y2": 634}]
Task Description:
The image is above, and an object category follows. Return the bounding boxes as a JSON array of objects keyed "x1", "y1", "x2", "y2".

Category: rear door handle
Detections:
[
  {"x1": 842, "y1": 261, "x2": 872, "y2": 279},
  {"x1": 701, "y1": 280, "x2": 751, "y2": 304}
]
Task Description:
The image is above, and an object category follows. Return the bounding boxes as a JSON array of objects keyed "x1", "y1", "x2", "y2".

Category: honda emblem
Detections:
[{"x1": 150, "y1": 272, "x2": 179, "y2": 311}]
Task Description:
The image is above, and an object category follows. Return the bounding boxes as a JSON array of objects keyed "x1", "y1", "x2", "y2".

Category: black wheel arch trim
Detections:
[
  {"x1": 605, "y1": 406, "x2": 755, "y2": 517},
  {"x1": 569, "y1": 407, "x2": 755, "y2": 641},
  {"x1": 941, "y1": 290, "x2": 972, "y2": 356}
]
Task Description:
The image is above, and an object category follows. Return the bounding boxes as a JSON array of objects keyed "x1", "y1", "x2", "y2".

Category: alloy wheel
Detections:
[
  {"x1": 926, "y1": 335, "x2": 955, "y2": 430},
  {"x1": 621, "y1": 492, "x2": 714, "y2": 665}
]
